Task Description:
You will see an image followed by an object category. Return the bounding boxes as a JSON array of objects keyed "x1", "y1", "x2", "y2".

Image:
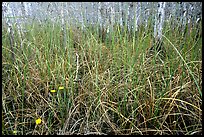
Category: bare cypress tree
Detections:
[
  {"x1": 84, "y1": 2, "x2": 88, "y2": 27},
  {"x1": 3, "y1": 2, "x2": 16, "y2": 62},
  {"x1": 145, "y1": 2, "x2": 150, "y2": 28},
  {"x1": 98, "y1": 2, "x2": 102, "y2": 30},
  {"x1": 80, "y1": 2, "x2": 84, "y2": 30},
  {"x1": 110, "y1": 2, "x2": 115, "y2": 33},
  {"x1": 61, "y1": 2, "x2": 67, "y2": 49},
  {"x1": 119, "y1": 2, "x2": 123, "y2": 27},
  {"x1": 98, "y1": 2, "x2": 105, "y2": 42},
  {"x1": 158, "y1": 2, "x2": 166, "y2": 40},
  {"x1": 153, "y1": 2, "x2": 166, "y2": 41},
  {"x1": 127, "y1": 2, "x2": 131, "y2": 31},
  {"x1": 151, "y1": 2, "x2": 166, "y2": 57},
  {"x1": 133, "y1": 2, "x2": 139, "y2": 32},
  {"x1": 98, "y1": 2, "x2": 107, "y2": 43},
  {"x1": 19, "y1": 2, "x2": 26, "y2": 49}
]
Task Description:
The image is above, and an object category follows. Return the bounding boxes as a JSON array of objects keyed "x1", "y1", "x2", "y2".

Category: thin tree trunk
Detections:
[
  {"x1": 61, "y1": 2, "x2": 66, "y2": 49},
  {"x1": 80, "y1": 3, "x2": 84, "y2": 30},
  {"x1": 119, "y1": 2, "x2": 123, "y2": 27},
  {"x1": 110, "y1": 2, "x2": 115, "y2": 33},
  {"x1": 98, "y1": 2, "x2": 102, "y2": 30},
  {"x1": 4, "y1": 3, "x2": 16, "y2": 62},
  {"x1": 19, "y1": 2, "x2": 26, "y2": 49},
  {"x1": 154, "y1": 2, "x2": 166, "y2": 41}
]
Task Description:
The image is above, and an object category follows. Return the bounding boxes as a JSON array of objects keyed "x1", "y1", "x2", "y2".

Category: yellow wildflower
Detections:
[
  {"x1": 50, "y1": 90, "x2": 56, "y2": 93},
  {"x1": 58, "y1": 86, "x2": 64, "y2": 90},
  {"x1": 13, "y1": 130, "x2": 17, "y2": 134},
  {"x1": 36, "y1": 118, "x2": 42, "y2": 125}
]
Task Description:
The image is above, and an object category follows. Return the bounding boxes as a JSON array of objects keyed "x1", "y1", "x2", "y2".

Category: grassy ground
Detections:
[{"x1": 2, "y1": 19, "x2": 202, "y2": 135}]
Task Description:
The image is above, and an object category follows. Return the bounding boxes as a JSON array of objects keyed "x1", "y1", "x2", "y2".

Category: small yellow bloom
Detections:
[
  {"x1": 58, "y1": 86, "x2": 64, "y2": 90},
  {"x1": 50, "y1": 90, "x2": 56, "y2": 93},
  {"x1": 13, "y1": 130, "x2": 17, "y2": 134},
  {"x1": 36, "y1": 118, "x2": 42, "y2": 125}
]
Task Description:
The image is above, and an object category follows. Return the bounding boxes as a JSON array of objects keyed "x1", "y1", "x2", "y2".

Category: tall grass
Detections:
[{"x1": 2, "y1": 18, "x2": 202, "y2": 135}]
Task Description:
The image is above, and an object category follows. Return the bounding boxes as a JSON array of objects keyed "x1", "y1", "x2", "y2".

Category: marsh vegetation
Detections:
[{"x1": 2, "y1": 17, "x2": 202, "y2": 135}]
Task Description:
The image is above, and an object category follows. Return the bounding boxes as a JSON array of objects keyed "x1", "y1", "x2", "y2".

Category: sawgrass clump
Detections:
[{"x1": 2, "y1": 19, "x2": 202, "y2": 135}]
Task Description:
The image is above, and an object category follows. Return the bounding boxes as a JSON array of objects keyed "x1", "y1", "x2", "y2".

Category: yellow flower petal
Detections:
[
  {"x1": 50, "y1": 90, "x2": 56, "y2": 93},
  {"x1": 36, "y1": 118, "x2": 42, "y2": 125},
  {"x1": 58, "y1": 86, "x2": 64, "y2": 90},
  {"x1": 13, "y1": 130, "x2": 17, "y2": 134}
]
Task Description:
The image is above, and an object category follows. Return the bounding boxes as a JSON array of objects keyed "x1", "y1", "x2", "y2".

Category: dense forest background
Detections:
[{"x1": 2, "y1": 2, "x2": 202, "y2": 39}]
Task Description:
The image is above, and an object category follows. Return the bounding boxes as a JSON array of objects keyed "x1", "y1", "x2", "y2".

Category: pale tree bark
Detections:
[
  {"x1": 19, "y1": 2, "x2": 26, "y2": 49},
  {"x1": 145, "y1": 2, "x2": 150, "y2": 28},
  {"x1": 97, "y1": 2, "x2": 102, "y2": 30},
  {"x1": 154, "y1": 2, "x2": 166, "y2": 41},
  {"x1": 119, "y1": 2, "x2": 123, "y2": 27},
  {"x1": 133, "y1": 2, "x2": 139, "y2": 32},
  {"x1": 80, "y1": 3, "x2": 85, "y2": 30},
  {"x1": 84, "y1": 3, "x2": 88, "y2": 27},
  {"x1": 3, "y1": 2, "x2": 16, "y2": 62},
  {"x1": 110, "y1": 2, "x2": 115, "y2": 33},
  {"x1": 120, "y1": 2, "x2": 127, "y2": 34},
  {"x1": 127, "y1": 3, "x2": 131, "y2": 31},
  {"x1": 61, "y1": 2, "x2": 67, "y2": 49},
  {"x1": 183, "y1": 3, "x2": 187, "y2": 27},
  {"x1": 158, "y1": 2, "x2": 166, "y2": 40},
  {"x1": 2, "y1": 2, "x2": 202, "y2": 45},
  {"x1": 105, "y1": 2, "x2": 110, "y2": 34}
]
